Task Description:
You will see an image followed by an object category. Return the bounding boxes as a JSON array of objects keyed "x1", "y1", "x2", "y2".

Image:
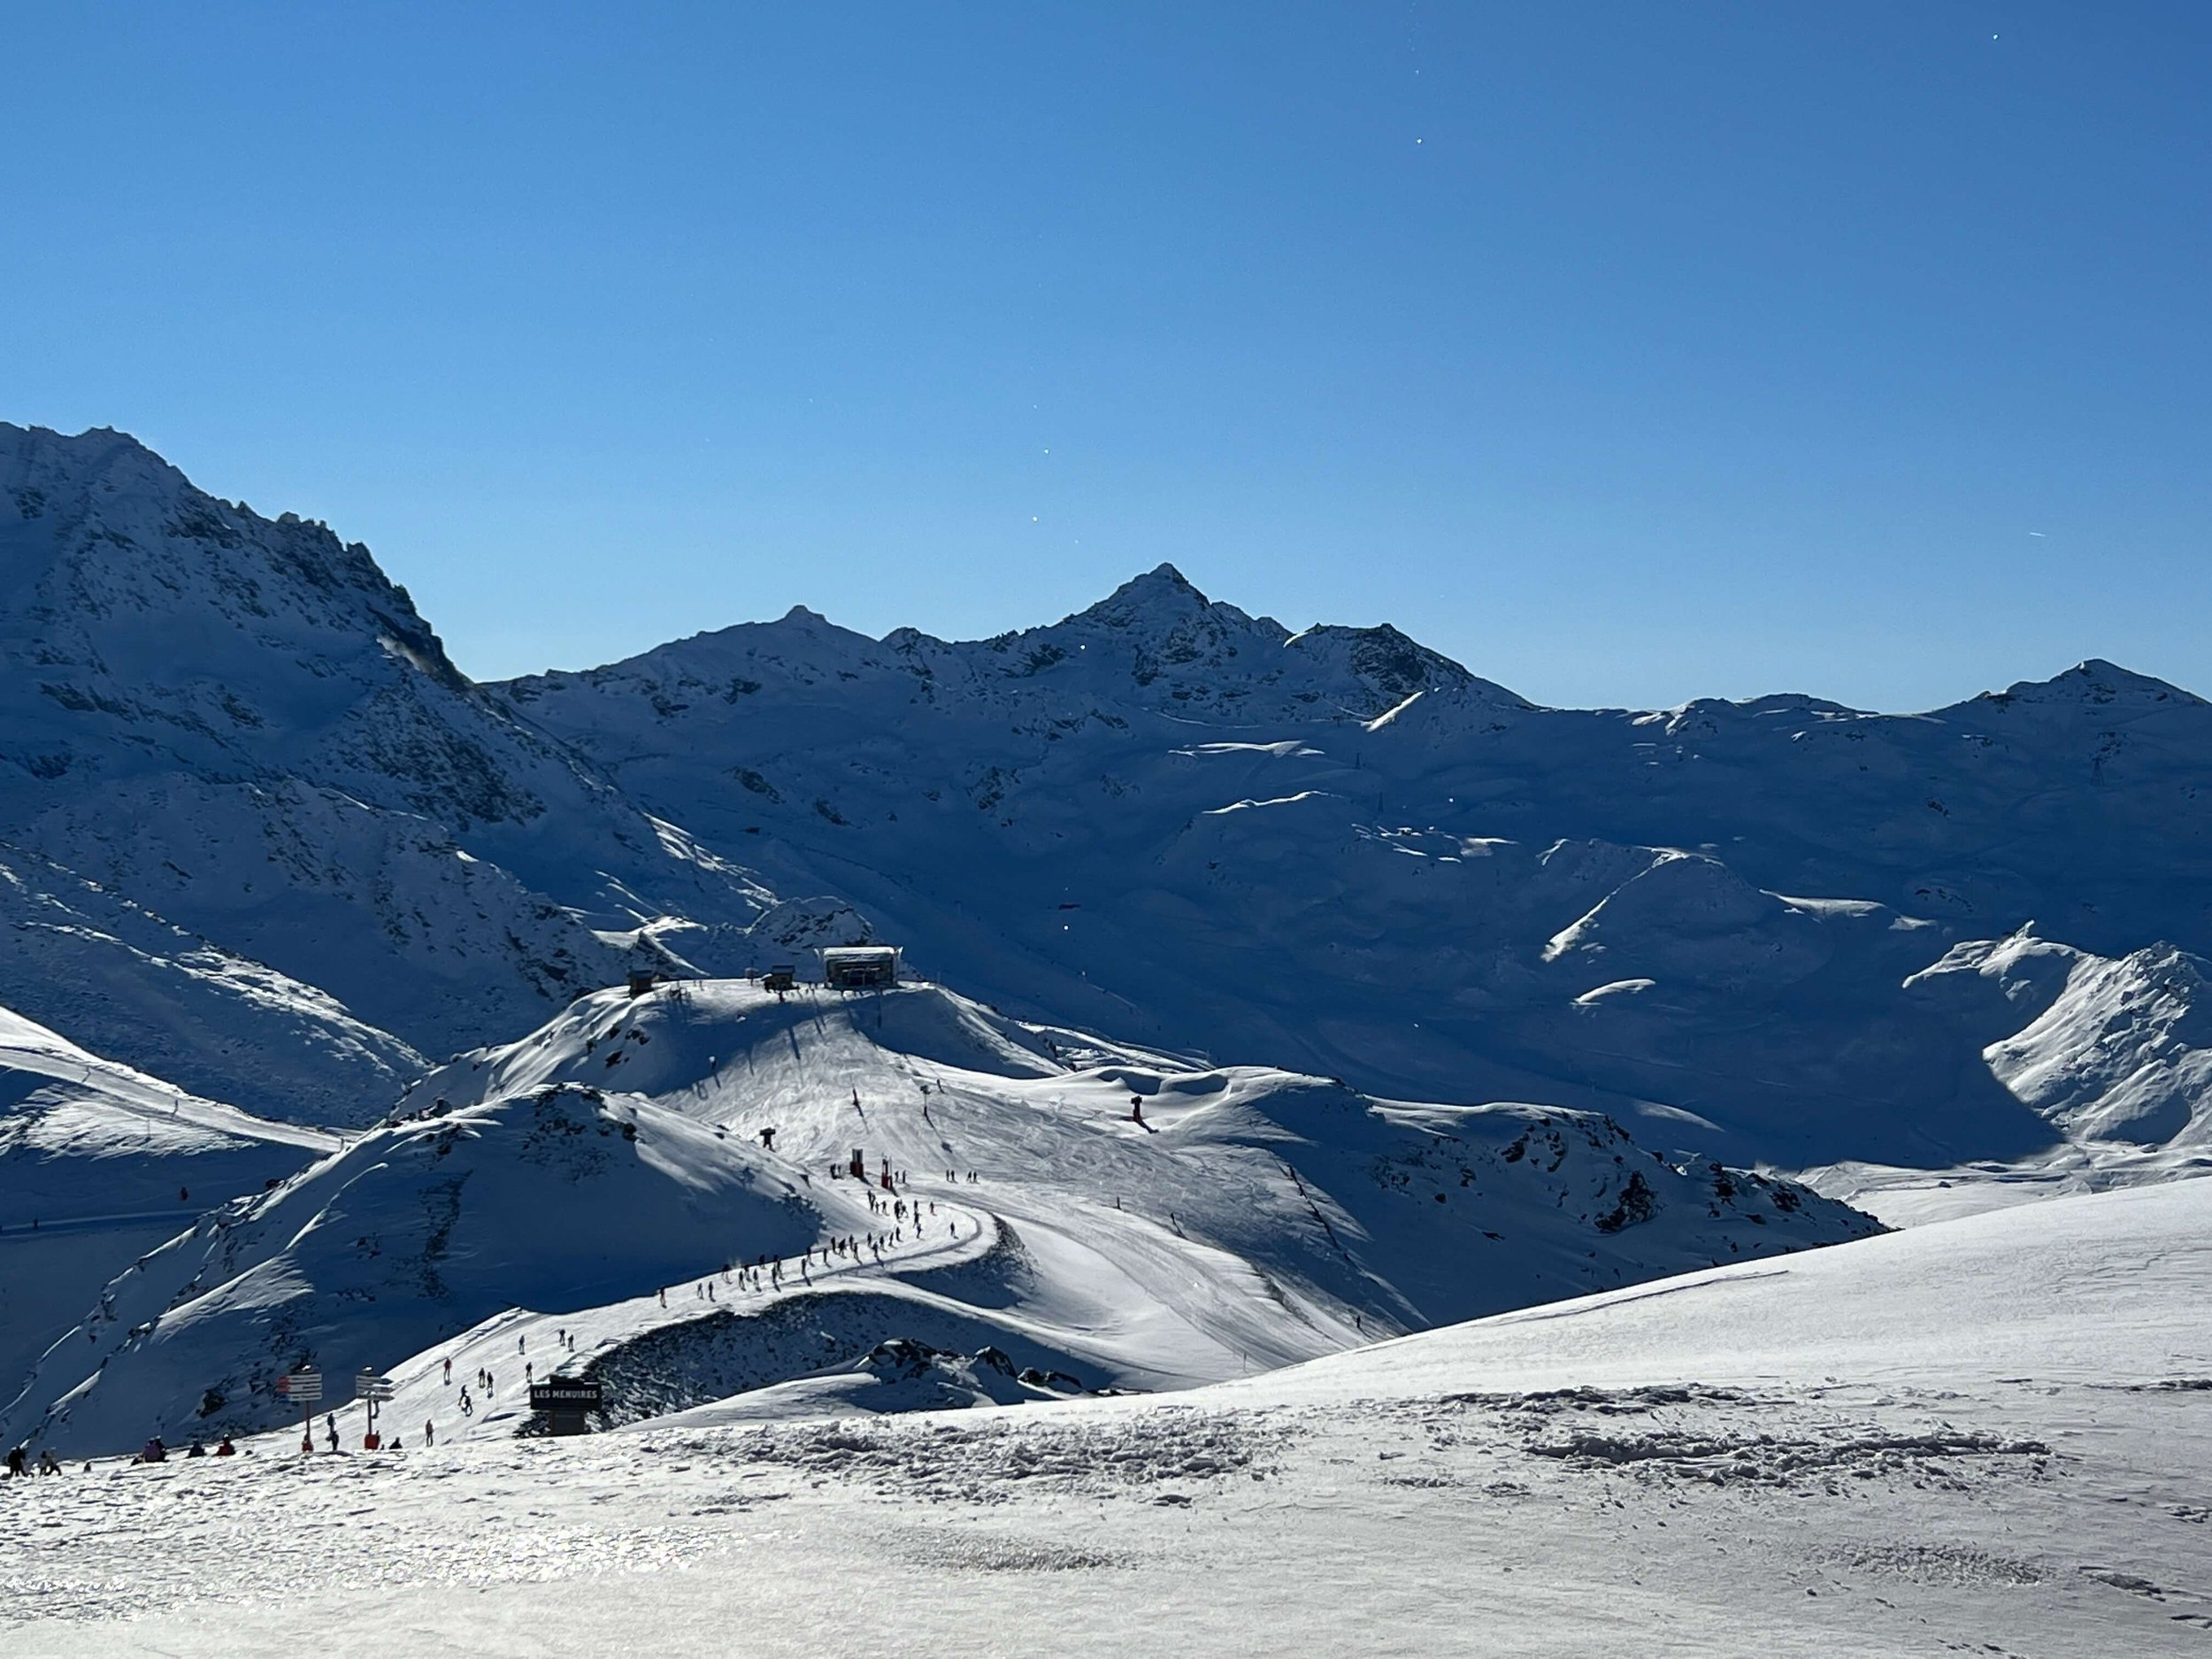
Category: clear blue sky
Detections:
[{"x1": 4, "y1": 3, "x2": 2207, "y2": 710}]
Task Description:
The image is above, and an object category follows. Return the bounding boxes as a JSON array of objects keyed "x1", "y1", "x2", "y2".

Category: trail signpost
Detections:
[
  {"x1": 528, "y1": 1377, "x2": 603, "y2": 1437},
  {"x1": 357, "y1": 1368, "x2": 394, "y2": 1449},
  {"x1": 276, "y1": 1367, "x2": 322, "y2": 1452}
]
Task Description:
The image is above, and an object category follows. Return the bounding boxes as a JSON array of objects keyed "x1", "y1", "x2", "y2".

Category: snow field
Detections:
[{"x1": 2, "y1": 1179, "x2": 2204, "y2": 1656}]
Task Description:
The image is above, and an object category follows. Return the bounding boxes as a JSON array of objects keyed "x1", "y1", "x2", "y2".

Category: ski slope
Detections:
[
  {"x1": 4, "y1": 976, "x2": 1874, "y2": 1456},
  {"x1": 4, "y1": 1176, "x2": 2202, "y2": 1657},
  {"x1": 0, "y1": 1007, "x2": 333, "y2": 1395}
]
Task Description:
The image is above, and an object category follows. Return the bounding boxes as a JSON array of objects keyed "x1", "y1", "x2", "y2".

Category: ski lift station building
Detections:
[{"x1": 821, "y1": 945, "x2": 901, "y2": 989}]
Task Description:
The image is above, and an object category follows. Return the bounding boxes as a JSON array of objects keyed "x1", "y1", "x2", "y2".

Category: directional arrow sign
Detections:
[
  {"x1": 356, "y1": 1371, "x2": 395, "y2": 1402},
  {"x1": 275, "y1": 1370, "x2": 322, "y2": 1402}
]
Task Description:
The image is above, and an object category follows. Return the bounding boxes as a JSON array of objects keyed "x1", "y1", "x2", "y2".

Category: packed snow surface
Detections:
[{"x1": 2, "y1": 1179, "x2": 2203, "y2": 1655}]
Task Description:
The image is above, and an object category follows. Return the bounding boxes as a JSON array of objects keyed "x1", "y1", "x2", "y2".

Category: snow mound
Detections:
[{"x1": 1241, "y1": 1173, "x2": 2212, "y2": 1402}]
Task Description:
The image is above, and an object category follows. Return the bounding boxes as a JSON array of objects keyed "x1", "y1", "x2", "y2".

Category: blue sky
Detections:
[{"x1": 4, "y1": 3, "x2": 2206, "y2": 709}]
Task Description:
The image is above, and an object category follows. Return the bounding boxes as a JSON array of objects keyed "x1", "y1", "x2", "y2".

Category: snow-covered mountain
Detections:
[
  {"x1": 6, "y1": 978, "x2": 1874, "y2": 1454},
  {"x1": 9, "y1": 421, "x2": 2208, "y2": 1185},
  {"x1": 8, "y1": 426, "x2": 2212, "y2": 1656},
  {"x1": 10, "y1": 420, "x2": 2212, "y2": 1471},
  {"x1": 0, "y1": 424, "x2": 785, "y2": 1116},
  {"x1": 8, "y1": 421, "x2": 2209, "y2": 1186},
  {"x1": 502, "y1": 572, "x2": 2212, "y2": 1176}
]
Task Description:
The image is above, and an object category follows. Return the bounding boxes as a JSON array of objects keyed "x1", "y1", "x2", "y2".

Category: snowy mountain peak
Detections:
[
  {"x1": 0, "y1": 426, "x2": 779, "y2": 1084},
  {"x1": 2, "y1": 422, "x2": 457, "y2": 687},
  {"x1": 1, "y1": 422, "x2": 190, "y2": 507},
  {"x1": 1050, "y1": 563, "x2": 1290, "y2": 653},
  {"x1": 1074, "y1": 561, "x2": 1214, "y2": 625},
  {"x1": 1960, "y1": 658, "x2": 2207, "y2": 718},
  {"x1": 1283, "y1": 621, "x2": 1499, "y2": 710}
]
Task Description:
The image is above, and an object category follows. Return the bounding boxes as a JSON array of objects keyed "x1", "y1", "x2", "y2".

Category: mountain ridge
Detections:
[{"x1": 6, "y1": 422, "x2": 2210, "y2": 1196}]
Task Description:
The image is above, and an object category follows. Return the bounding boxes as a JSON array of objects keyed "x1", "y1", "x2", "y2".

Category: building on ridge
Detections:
[{"x1": 821, "y1": 945, "x2": 900, "y2": 989}]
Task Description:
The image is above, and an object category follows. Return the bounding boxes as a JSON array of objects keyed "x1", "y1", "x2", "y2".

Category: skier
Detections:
[
  {"x1": 37, "y1": 1449, "x2": 61, "y2": 1475},
  {"x1": 178, "y1": 1186, "x2": 189, "y2": 1203},
  {"x1": 758, "y1": 1125, "x2": 776, "y2": 1150},
  {"x1": 324, "y1": 1415, "x2": 339, "y2": 1452},
  {"x1": 4, "y1": 1446, "x2": 23, "y2": 1477},
  {"x1": 443, "y1": 1357, "x2": 452, "y2": 1384},
  {"x1": 424, "y1": 1420, "x2": 435, "y2": 1448},
  {"x1": 214, "y1": 1437, "x2": 235, "y2": 1457}
]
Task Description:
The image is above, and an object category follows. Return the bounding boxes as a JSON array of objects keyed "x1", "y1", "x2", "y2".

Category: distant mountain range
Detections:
[{"x1": 4, "y1": 420, "x2": 2209, "y2": 1187}]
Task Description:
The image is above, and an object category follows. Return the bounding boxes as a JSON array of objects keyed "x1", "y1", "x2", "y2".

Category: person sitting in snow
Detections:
[{"x1": 214, "y1": 1437, "x2": 235, "y2": 1457}]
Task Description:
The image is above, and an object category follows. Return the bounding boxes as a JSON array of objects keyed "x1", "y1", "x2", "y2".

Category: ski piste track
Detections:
[
  {"x1": 373, "y1": 1180, "x2": 1000, "y2": 1448},
  {"x1": 249, "y1": 974, "x2": 1336, "y2": 1452}
]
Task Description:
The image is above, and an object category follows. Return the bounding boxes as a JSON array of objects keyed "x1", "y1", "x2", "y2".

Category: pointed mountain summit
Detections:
[{"x1": 1066, "y1": 562, "x2": 1238, "y2": 629}]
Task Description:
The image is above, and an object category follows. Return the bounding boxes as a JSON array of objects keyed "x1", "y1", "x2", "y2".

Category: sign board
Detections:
[
  {"x1": 276, "y1": 1370, "x2": 322, "y2": 1402},
  {"x1": 356, "y1": 1371, "x2": 395, "y2": 1402},
  {"x1": 529, "y1": 1379, "x2": 603, "y2": 1412}
]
